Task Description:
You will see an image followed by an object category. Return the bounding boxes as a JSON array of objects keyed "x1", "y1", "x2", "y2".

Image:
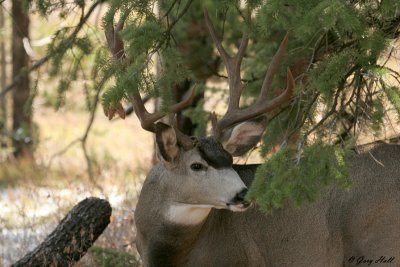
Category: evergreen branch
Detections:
[
  {"x1": 162, "y1": 0, "x2": 179, "y2": 19},
  {"x1": 0, "y1": 55, "x2": 49, "y2": 98},
  {"x1": 302, "y1": 65, "x2": 359, "y2": 140},
  {"x1": 162, "y1": 0, "x2": 193, "y2": 44},
  {"x1": 340, "y1": 78, "x2": 359, "y2": 113},
  {"x1": 104, "y1": 0, "x2": 194, "y2": 107},
  {"x1": 380, "y1": 14, "x2": 400, "y2": 38},
  {"x1": 379, "y1": 65, "x2": 400, "y2": 78},
  {"x1": 304, "y1": 90, "x2": 340, "y2": 138},
  {"x1": 0, "y1": 0, "x2": 102, "y2": 98},
  {"x1": 234, "y1": 4, "x2": 247, "y2": 25},
  {"x1": 381, "y1": 46, "x2": 396, "y2": 67},
  {"x1": 345, "y1": 73, "x2": 363, "y2": 139},
  {"x1": 390, "y1": 74, "x2": 400, "y2": 85},
  {"x1": 305, "y1": 33, "x2": 326, "y2": 75},
  {"x1": 286, "y1": 92, "x2": 321, "y2": 143}
]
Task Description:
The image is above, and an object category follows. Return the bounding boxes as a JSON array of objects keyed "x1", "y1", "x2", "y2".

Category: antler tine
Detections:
[
  {"x1": 258, "y1": 33, "x2": 289, "y2": 101},
  {"x1": 256, "y1": 67, "x2": 295, "y2": 114},
  {"x1": 217, "y1": 67, "x2": 295, "y2": 132},
  {"x1": 216, "y1": 33, "x2": 291, "y2": 131},
  {"x1": 130, "y1": 94, "x2": 160, "y2": 132},
  {"x1": 170, "y1": 84, "x2": 197, "y2": 112},
  {"x1": 207, "y1": 29, "x2": 294, "y2": 135},
  {"x1": 172, "y1": 114, "x2": 196, "y2": 150},
  {"x1": 236, "y1": 31, "x2": 249, "y2": 70},
  {"x1": 131, "y1": 85, "x2": 196, "y2": 133},
  {"x1": 204, "y1": 8, "x2": 249, "y2": 114},
  {"x1": 210, "y1": 112, "x2": 219, "y2": 138},
  {"x1": 219, "y1": 33, "x2": 294, "y2": 128},
  {"x1": 203, "y1": 8, "x2": 230, "y2": 66}
]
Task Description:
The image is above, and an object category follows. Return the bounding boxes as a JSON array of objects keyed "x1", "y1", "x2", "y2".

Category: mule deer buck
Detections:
[{"x1": 106, "y1": 9, "x2": 400, "y2": 267}]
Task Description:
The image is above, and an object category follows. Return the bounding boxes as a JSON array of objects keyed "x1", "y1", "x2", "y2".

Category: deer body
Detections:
[
  {"x1": 104, "y1": 7, "x2": 400, "y2": 267},
  {"x1": 135, "y1": 141, "x2": 400, "y2": 267}
]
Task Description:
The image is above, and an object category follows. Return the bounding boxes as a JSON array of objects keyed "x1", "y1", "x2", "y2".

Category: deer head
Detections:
[{"x1": 104, "y1": 9, "x2": 294, "y2": 217}]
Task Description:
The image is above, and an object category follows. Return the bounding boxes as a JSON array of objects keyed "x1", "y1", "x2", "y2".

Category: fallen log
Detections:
[{"x1": 12, "y1": 197, "x2": 112, "y2": 267}]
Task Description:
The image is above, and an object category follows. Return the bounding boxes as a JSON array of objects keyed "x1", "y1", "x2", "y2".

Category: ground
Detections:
[{"x1": 0, "y1": 101, "x2": 153, "y2": 266}]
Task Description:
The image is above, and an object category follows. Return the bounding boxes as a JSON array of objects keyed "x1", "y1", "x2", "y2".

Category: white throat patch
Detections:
[{"x1": 166, "y1": 203, "x2": 212, "y2": 225}]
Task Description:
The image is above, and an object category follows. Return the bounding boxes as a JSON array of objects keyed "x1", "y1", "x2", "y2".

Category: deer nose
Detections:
[{"x1": 233, "y1": 188, "x2": 248, "y2": 203}]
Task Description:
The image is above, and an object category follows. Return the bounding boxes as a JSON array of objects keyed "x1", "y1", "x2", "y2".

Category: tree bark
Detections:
[
  {"x1": 0, "y1": 5, "x2": 7, "y2": 150},
  {"x1": 12, "y1": 197, "x2": 112, "y2": 267},
  {"x1": 12, "y1": 0, "x2": 32, "y2": 159}
]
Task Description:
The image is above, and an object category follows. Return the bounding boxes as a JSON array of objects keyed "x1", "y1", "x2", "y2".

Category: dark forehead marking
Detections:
[{"x1": 197, "y1": 137, "x2": 233, "y2": 169}]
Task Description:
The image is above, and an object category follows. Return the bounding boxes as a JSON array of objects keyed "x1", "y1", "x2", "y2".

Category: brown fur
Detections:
[{"x1": 135, "y1": 141, "x2": 400, "y2": 267}]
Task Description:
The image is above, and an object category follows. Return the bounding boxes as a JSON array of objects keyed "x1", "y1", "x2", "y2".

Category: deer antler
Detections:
[
  {"x1": 204, "y1": 8, "x2": 295, "y2": 139},
  {"x1": 130, "y1": 87, "x2": 196, "y2": 132},
  {"x1": 172, "y1": 114, "x2": 197, "y2": 149},
  {"x1": 104, "y1": 17, "x2": 196, "y2": 136},
  {"x1": 204, "y1": 8, "x2": 249, "y2": 113}
]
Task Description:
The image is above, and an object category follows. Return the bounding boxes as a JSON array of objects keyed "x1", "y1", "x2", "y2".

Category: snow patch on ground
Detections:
[{"x1": 0, "y1": 183, "x2": 141, "y2": 266}]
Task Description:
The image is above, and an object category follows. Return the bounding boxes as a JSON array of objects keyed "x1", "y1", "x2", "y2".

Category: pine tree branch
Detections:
[
  {"x1": 0, "y1": 0, "x2": 103, "y2": 98},
  {"x1": 162, "y1": 0, "x2": 179, "y2": 19},
  {"x1": 0, "y1": 55, "x2": 49, "y2": 97},
  {"x1": 302, "y1": 65, "x2": 360, "y2": 140},
  {"x1": 160, "y1": 0, "x2": 193, "y2": 48}
]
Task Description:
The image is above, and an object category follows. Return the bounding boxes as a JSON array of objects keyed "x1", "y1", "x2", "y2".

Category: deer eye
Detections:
[{"x1": 190, "y1": 163, "x2": 206, "y2": 171}]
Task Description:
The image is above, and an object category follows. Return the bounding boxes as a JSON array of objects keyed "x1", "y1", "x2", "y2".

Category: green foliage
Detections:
[
  {"x1": 121, "y1": 16, "x2": 163, "y2": 57},
  {"x1": 384, "y1": 86, "x2": 400, "y2": 119},
  {"x1": 379, "y1": 0, "x2": 400, "y2": 18},
  {"x1": 247, "y1": 141, "x2": 352, "y2": 213},
  {"x1": 27, "y1": 0, "x2": 108, "y2": 114},
  {"x1": 101, "y1": 1, "x2": 196, "y2": 109},
  {"x1": 369, "y1": 95, "x2": 385, "y2": 134},
  {"x1": 23, "y1": 0, "x2": 400, "y2": 212},
  {"x1": 97, "y1": 0, "x2": 399, "y2": 212},
  {"x1": 309, "y1": 48, "x2": 357, "y2": 100},
  {"x1": 74, "y1": 37, "x2": 93, "y2": 55}
]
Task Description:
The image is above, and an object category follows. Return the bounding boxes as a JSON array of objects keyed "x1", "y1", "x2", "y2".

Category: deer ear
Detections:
[
  {"x1": 155, "y1": 122, "x2": 179, "y2": 162},
  {"x1": 221, "y1": 117, "x2": 267, "y2": 157}
]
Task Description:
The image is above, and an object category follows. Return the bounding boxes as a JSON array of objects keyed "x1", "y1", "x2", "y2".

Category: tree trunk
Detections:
[
  {"x1": 12, "y1": 0, "x2": 32, "y2": 159},
  {"x1": 0, "y1": 5, "x2": 7, "y2": 150},
  {"x1": 12, "y1": 197, "x2": 112, "y2": 267}
]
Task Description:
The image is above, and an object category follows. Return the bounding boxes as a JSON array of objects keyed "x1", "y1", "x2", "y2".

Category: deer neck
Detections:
[
  {"x1": 136, "y1": 167, "x2": 213, "y2": 266},
  {"x1": 146, "y1": 202, "x2": 211, "y2": 266},
  {"x1": 165, "y1": 202, "x2": 212, "y2": 225}
]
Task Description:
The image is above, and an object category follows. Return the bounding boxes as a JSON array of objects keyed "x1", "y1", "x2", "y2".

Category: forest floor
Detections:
[{"x1": 0, "y1": 102, "x2": 154, "y2": 266}]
